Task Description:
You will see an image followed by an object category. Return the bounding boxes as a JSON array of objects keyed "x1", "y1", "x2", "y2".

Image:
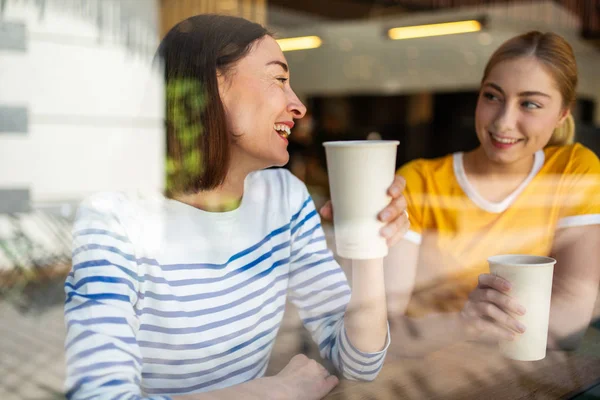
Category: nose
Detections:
[
  {"x1": 287, "y1": 88, "x2": 307, "y2": 120},
  {"x1": 493, "y1": 103, "x2": 518, "y2": 133}
]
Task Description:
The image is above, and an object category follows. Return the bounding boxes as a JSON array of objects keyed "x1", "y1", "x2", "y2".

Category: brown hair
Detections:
[
  {"x1": 156, "y1": 14, "x2": 270, "y2": 194},
  {"x1": 481, "y1": 31, "x2": 577, "y2": 147}
]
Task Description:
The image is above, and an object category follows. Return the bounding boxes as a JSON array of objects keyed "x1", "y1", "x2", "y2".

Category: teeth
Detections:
[
  {"x1": 491, "y1": 133, "x2": 520, "y2": 144},
  {"x1": 274, "y1": 124, "x2": 291, "y2": 137}
]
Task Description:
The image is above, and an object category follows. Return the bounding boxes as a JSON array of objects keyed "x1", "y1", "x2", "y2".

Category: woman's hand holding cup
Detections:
[
  {"x1": 459, "y1": 273, "x2": 527, "y2": 341},
  {"x1": 319, "y1": 175, "x2": 410, "y2": 248}
]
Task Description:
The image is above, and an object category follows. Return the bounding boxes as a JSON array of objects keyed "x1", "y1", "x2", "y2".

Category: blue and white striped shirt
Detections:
[{"x1": 64, "y1": 169, "x2": 389, "y2": 399}]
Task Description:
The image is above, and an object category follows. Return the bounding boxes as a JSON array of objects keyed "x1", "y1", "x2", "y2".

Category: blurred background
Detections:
[{"x1": 0, "y1": 1, "x2": 599, "y2": 399}]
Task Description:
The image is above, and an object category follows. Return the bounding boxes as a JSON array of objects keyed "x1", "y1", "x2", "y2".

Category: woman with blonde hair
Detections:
[{"x1": 385, "y1": 31, "x2": 600, "y2": 355}]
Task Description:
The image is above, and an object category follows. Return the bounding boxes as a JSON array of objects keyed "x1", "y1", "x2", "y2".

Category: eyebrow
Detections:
[
  {"x1": 266, "y1": 60, "x2": 289, "y2": 73},
  {"x1": 484, "y1": 82, "x2": 551, "y2": 98}
]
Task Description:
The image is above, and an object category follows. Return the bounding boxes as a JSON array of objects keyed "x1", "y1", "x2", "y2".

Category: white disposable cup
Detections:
[
  {"x1": 323, "y1": 140, "x2": 399, "y2": 260},
  {"x1": 488, "y1": 255, "x2": 556, "y2": 361}
]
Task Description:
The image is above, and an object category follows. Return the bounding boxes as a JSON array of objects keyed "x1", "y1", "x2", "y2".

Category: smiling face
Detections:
[
  {"x1": 474, "y1": 56, "x2": 569, "y2": 166},
  {"x1": 218, "y1": 35, "x2": 307, "y2": 171}
]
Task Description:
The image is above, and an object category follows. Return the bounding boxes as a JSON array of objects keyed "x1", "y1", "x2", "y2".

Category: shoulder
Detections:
[
  {"x1": 73, "y1": 192, "x2": 170, "y2": 257},
  {"x1": 77, "y1": 192, "x2": 131, "y2": 218},
  {"x1": 75, "y1": 191, "x2": 163, "y2": 230},
  {"x1": 544, "y1": 144, "x2": 600, "y2": 174},
  {"x1": 397, "y1": 154, "x2": 454, "y2": 185}
]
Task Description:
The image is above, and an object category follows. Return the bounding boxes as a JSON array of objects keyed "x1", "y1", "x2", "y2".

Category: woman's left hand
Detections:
[{"x1": 319, "y1": 175, "x2": 410, "y2": 247}]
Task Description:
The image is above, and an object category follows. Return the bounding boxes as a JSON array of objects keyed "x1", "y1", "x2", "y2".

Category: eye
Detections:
[
  {"x1": 522, "y1": 101, "x2": 541, "y2": 110},
  {"x1": 483, "y1": 92, "x2": 500, "y2": 102},
  {"x1": 276, "y1": 77, "x2": 288, "y2": 84}
]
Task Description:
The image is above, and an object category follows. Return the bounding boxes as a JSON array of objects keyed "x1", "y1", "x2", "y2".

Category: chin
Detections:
[
  {"x1": 482, "y1": 143, "x2": 523, "y2": 165},
  {"x1": 273, "y1": 155, "x2": 290, "y2": 168},
  {"x1": 261, "y1": 152, "x2": 289, "y2": 169}
]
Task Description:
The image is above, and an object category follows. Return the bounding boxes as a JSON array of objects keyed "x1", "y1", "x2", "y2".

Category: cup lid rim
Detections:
[
  {"x1": 488, "y1": 254, "x2": 556, "y2": 266},
  {"x1": 323, "y1": 140, "x2": 400, "y2": 147}
]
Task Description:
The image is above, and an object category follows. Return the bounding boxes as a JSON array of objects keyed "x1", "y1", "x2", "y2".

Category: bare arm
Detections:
[
  {"x1": 384, "y1": 240, "x2": 524, "y2": 357},
  {"x1": 384, "y1": 240, "x2": 467, "y2": 357},
  {"x1": 322, "y1": 175, "x2": 410, "y2": 354},
  {"x1": 548, "y1": 224, "x2": 600, "y2": 350},
  {"x1": 385, "y1": 224, "x2": 600, "y2": 356},
  {"x1": 344, "y1": 258, "x2": 388, "y2": 352}
]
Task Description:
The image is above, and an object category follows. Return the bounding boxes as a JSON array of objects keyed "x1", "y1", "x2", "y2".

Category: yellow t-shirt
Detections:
[{"x1": 397, "y1": 143, "x2": 600, "y2": 317}]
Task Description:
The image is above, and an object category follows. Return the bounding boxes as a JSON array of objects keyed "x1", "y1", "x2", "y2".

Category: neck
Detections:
[
  {"x1": 464, "y1": 146, "x2": 536, "y2": 178},
  {"x1": 176, "y1": 165, "x2": 251, "y2": 213}
]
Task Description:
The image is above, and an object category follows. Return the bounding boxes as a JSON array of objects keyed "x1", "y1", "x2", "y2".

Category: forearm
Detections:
[
  {"x1": 388, "y1": 311, "x2": 467, "y2": 357},
  {"x1": 548, "y1": 225, "x2": 600, "y2": 351},
  {"x1": 172, "y1": 377, "x2": 281, "y2": 400},
  {"x1": 547, "y1": 283, "x2": 599, "y2": 350},
  {"x1": 344, "y1": 258, "x2": 388, "y2": 352}
]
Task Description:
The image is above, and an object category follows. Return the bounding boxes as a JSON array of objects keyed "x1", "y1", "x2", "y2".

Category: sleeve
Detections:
[
  {"x1": 64, "y1": 193, "x2": 169, "y2": 400},
  {"x1": 396, "y1": 160, "x2": 427, "y2": 245},
  {"x1": 285, "y1": 173, "x2": 390, "y2": 381},
  {"x1": 556, "y1": 145, "x2": 600, "y2": 229}
]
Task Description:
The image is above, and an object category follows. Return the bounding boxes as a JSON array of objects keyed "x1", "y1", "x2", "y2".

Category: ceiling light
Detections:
[
  {"x1": 276, "y1": 36, "x2": 322, "y2": 52},
  {"x1": 388, "y1": 20, "x2": 482, "y2": 40}
]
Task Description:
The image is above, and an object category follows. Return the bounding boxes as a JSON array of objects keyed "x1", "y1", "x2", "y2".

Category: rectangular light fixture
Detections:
[
  {"x1": 276, "y1": 36, "x2": 322, "y2": 52},
  {"x1": 388, "y1": 20, "x2": 482, "y2": 40}
]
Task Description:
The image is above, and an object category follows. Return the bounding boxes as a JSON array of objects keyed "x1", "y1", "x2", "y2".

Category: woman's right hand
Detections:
[
  {"x1": 459, "y1": 274, "x2": 527, "y2": 341},
  {"x1": 272, "y1": 354, "x2": 339, "y2": 400}
]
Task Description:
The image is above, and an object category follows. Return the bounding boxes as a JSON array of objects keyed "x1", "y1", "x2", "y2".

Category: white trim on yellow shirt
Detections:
[
  {"x1": 557, "y1": 214, "x2": 600, "y2": 229},
  {"x1": 453, "y1": 150, "x2": 545, "y2": 214},
  {"x1": 403, "y1": 230, "x2": 422, "y2": 245}
]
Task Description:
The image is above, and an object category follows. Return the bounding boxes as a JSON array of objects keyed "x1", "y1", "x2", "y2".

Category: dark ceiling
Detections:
[{"x1": 269, "y1": 0, "x2": 600, "y2": 40}]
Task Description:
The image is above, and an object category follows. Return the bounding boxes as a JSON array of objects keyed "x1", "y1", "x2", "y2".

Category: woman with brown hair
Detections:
[
  {"x1": 387, "y1": 31, "x2": 600, "y2": 355},
  {"x1": 63, "y1": 14, "x2": 410, "y2": 400}
]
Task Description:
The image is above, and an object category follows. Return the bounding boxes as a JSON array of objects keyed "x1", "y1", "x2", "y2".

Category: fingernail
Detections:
[
  {"x1": 390, "y1": 187, "x2": 400, "y2": 196},
  {"x1": 516, "y1": 322, "x2": 526, "y2": 333},
  {"x1": 517, "y1": 305, "x2": 526, "y2": 315},
  {"x1": 381, "y1": 226, "x2": 394, "y2": 238},
  {"x1": 502, "y1": 281, "x2": 512, "y2": 291},
  {"x1": 381, "y1": 210, "x2": 391, "y2": 221}
]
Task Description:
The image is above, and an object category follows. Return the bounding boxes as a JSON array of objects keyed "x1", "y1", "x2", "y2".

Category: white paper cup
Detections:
[
  {"x1": 323, "y1": 140, "x2": 399, "y2": 260},
  {"x1": 488, "y1": 255, "x2": 556, "y2": 361}
]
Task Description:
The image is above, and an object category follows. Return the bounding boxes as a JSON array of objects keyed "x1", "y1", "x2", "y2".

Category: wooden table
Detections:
[{"x1": 324, "y1": 324, "x2": 600, "y2": 400}]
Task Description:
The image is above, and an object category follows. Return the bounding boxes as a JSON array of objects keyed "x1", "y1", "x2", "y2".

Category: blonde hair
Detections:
[
  {"x1": 547, "y1": 113, "x2": 575, "y2": 147},
  {"x1": 482, "y1": 31, "x2": 577, "y2": 147}
]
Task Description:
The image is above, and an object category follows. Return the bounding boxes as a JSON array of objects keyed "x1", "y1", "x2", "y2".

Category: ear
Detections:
[
  {"x1": 216, "y1": 70, "x2": 227, "y2": 99},
  {"x1": 557, "y1": 108, "x2": 571, "y2": 126}
]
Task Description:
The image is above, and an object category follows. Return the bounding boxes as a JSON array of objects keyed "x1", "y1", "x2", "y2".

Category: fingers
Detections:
[
  {"x1": 310, "y1": 359, "x2": 330, "y2": 379},
  {"x1": 468, "y1": 318, "x2": 517, "y2": 341},
  {"x1": 382, "y1": 212, "x2": 410, "y2": 246},
  {"x1": 379, "y1": 195, "x2": 407, "y2": 223},
  {"x1": 467, "y1": 284, "x2": 527, "y2": 336},
  {"x1": 282, "y1": 354, "x2": 308, "y2": 373},
  {"x1": 319, "y1": 201, "x2": 333, "y2": 221},
  {"x1": 379, "y1": 178, "x2": 409, "y2": 245},
  {"x1": 290, "y1": 353, "x2": 308, "y2": 364},
  {"x1": 387, "y1": 175, "x2": 406, "y2": 198},
  {"x1": 474, "y1": 300, "x2": 526, "y2": 334},
  {"x1": 304, "y1": 357, "x2": 339, "y2": 399},
  {"x1": 478, "y1": 273, "x2": 512, "y2": 292},
  {"x1": 472, "y1": 287, "x2": 526, "y2": 316},
  {"x1": 313, "y1": 360, "x2": 338, "y2": 398},
  {"x1": 321, "y1": 375, "x2": 339, "y2": 397}
]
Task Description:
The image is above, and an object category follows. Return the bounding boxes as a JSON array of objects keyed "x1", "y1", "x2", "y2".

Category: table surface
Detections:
[
  {"x1": 1, "y1": 269, "x2": 598, "y2": 400},
  {"x1": 323, "y1": 323, "x2": 600, "y2": 400}
]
